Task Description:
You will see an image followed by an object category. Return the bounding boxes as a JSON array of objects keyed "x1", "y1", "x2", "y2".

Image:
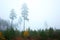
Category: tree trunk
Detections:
[{"x1": 23, "y1": 19, "x2": 25, "y2": 31}]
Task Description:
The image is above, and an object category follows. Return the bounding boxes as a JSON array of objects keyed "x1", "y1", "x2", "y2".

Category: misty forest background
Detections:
[{"x1": 0, "y1": 3, "x2": 60, "y2": 40}]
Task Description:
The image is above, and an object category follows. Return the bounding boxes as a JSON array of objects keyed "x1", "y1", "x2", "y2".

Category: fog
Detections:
[{"x1": 0, "y1": 0, "x2": 60, "y2": 30}]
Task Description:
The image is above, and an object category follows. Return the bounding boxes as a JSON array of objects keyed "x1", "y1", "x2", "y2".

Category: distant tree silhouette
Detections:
[
  {"x1": 17, "y1": 17, "x2": 23, "y2": 30},
  {"x1": 9, "y1": 9, "x2": 17, "y2": 27},
  {"x1": 18, "y1": 17, "x2": 22, "y2": 26},
  {"x1": 21, "y1": 3, "x2": 29, "y2": 31},
  {"x1": 0, "y1": 18, "x2": 10, "y2": 30},
  {"x1": 44, "y1": 21, "x2": 48, "y2": 29}
]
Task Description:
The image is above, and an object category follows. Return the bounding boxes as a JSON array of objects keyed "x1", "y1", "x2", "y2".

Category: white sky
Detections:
[{"x1": 0, "y1": 0, "x2": 60, "y2": 30}]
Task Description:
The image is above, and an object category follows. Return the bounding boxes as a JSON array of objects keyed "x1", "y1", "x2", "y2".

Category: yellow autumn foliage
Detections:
[
  {"x1": 24, "y1": 30, "x2": 29, "y2": 37},
  {"x1": 0, "y1": 32, "x2": 6, "y2": 40},
  {"x1": 0, "y1": 32, "x2": 2, "y2": 36}
]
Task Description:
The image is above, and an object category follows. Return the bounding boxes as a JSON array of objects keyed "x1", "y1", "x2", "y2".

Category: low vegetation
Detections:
[{"x1": 0, "y1": 27, "x2": 60, "y2": 40}]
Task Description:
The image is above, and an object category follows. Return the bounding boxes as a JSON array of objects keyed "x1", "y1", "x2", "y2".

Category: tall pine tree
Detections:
[
  {"x1": 21, "y1": 3, "x2": 29, "y2": 31},
  {"x1": 9, "y1": 9, "x2": 17, "y2": 27}
]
